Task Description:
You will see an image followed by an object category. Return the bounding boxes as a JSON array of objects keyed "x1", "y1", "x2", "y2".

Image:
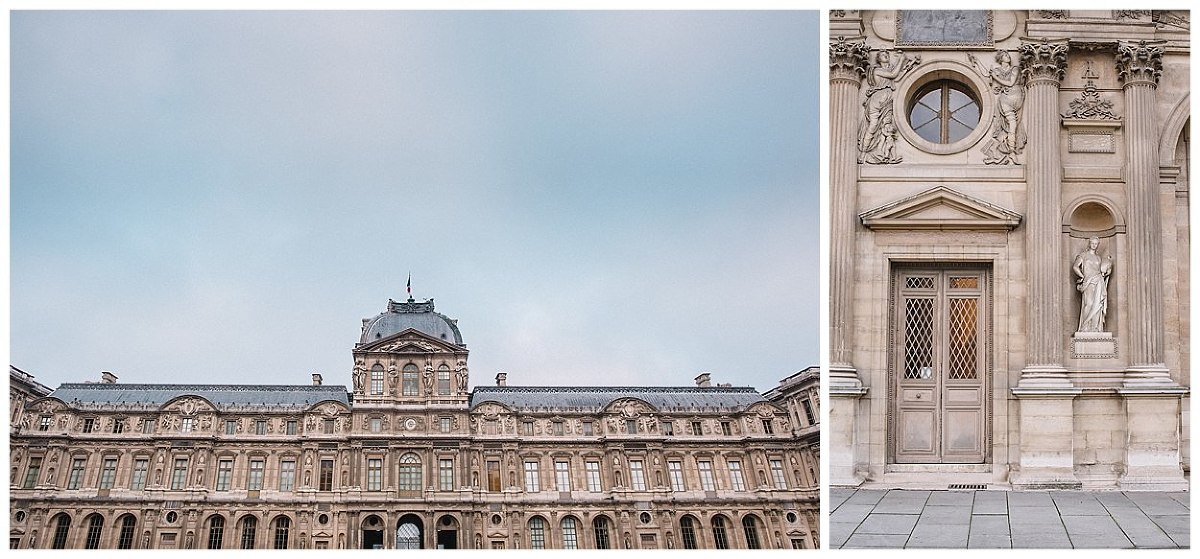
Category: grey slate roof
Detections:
[
  {"x1": 47, "y1": 383, "x2": 350, "y2": 411},
  {"x1": 470, "y1": 386, "x2": 768, "y2": 413},
  {"x1": 360, "y1": 298, "x2": 464, "y2": 345}
]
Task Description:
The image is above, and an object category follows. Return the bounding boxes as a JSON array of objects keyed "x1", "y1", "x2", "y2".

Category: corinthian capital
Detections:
[
  {"x1": 1019, "y1": 39, "x2": 1069, "y2": 85},
  {"x1": 829, "y1": 38, "x2": 869, "y2": 85},
  {"x1": 1116, "y1": 40, "x2": 1165, "y2": 87}
]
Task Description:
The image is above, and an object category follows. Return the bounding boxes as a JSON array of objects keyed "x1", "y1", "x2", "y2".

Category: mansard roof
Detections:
[
  {"x1": 47, "y1": 383, "x2": 351, "y2": 412},
  {"x1": 359, "y1": 298, "x2": 464, "y2": 346},
  {"x1": 470, "y1": 385, "x2": 768, "y2": 413}
]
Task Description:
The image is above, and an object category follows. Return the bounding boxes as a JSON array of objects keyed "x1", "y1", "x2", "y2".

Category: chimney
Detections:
[
  {"x1": 101, "y1": 371, "x2": 118, "y2": 384},
  {"x1": 495, "y1": 372, "x2": 508, "y2": 386},
  {"x1": 312, "y1": 373, "x2": 323, "y2": 386},
  {"x1": 694, "y1": 372, "x2": 712, "y2": 388}
]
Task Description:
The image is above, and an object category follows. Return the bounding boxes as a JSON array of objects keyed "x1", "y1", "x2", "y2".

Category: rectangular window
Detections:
[
  {"x1": 248, "y1": 459, "x2": 265, "y2": 490},
  {"x1": 99, "y1": 457, "x2": 118, "y2": 489},
  {"x1": 439, "y1": 459, "x2": 454, "y2": 491},
  {"x1": 286, "y1": 420, "x2": 297, "y2": 435},
  {"x1": 770, "y1": 459, "x2": 788, "y2": 489},
  {"x1": 662, "y1": 421, "x2": 674, "y2": 436},
  {"x1": 728, "y1": 460, "x2": 746, "y2": 491},
  {"x1": 438, "y1": 370, "x2": 451, "y2": 395},
  {"x1": 24, "y1": 457, "x2": 42, "y2": 489},
  {"x1": 225, "y1": 420, "x2": 237, "y2": 435},
  {"x1": 67, "y1": 458, "x2": 86, "y2": 489},
  {"x1": 720, "y1": 421, "x2": 732, "y2": 436},
  {"x1": 402, "y1": 371, "x2": 419, "y2": 396},
  {"x1": 130, "y1": 458, "x2": 148, "y2": 490},
  {"x1": 582, "y1": 421, "x2": 593, "y2": 436},
  {"x1": 523, "y1": 461, "x2": 540, "y2": 492},
  {"x1": 698, "y1": 460, "x2": 716, "y2": 491},
  {"x1": 113, "y1": 420, "x2": 124, "y2": 434},
  {"x1": 487, "y1": 460, "x2": 501, "y2": 492},
  {"x1": 279, "y1": 460, "x2": 296, "y2": 492},
  {"x1": 216, "y1": 459, "x2": 233, "y2": 491},
  {"x1": 370, "y1": 418, "x2": 382, "y2": 433},
  {"x1": 522, "y1": 421, "x2": 534, "y2": 436},
  {"x1": 172, "y1": 458, "x2": 189, "y2": 489},
  {"x1": 439, "y1": 417, "x2": 452, "y2": 433},
  {"x1": 626, "y1": 419, "x2": 638, "y2": 434},
  {"x1": 181, "y1": 417, "x2": 195, "y2": 433},
  {"x1": 802, "y1": 399, "x2": 816, "y2": 426},
  {"x1": 586, "y1": 461, "x2": 602, "y2": 492},
  {"x1": 255, "y1": 420, "x2": 266, "y2": 435},
  {"x1": 690, "y1": 421, "x2": 702, "y2": 436},
  {"x1": 555, "y1": 460, "x2": 571, "y2": 491},
  {"x1": 323, "y1": 419, "x2": 335, "y2": 434},
  {"x1": 668, "y1": 461, "x2": 685, "y2": 491},
  {"x1": 553, "y1": 421, "x2": 564, "y2": 435},
  {"x1": 630, "y1": 460, "x2": 646, "y2": 491},
  {"x1": 319, "y1": 459, "x2": 334, "y2": 491},
  {"x1": 367, "y1": 458, "x2": 382, "y2": 491},
  {"x1": 82, "y1": 418, "x2": 95, "y2": 433},
  {"x1": 39, "y1": 416, "x2": 51, "y2": 431},
  {"x1": 762, "y1": 419, "x2": 774, "y2": 434},
  {"x1": 371, "y1": 371, "x2": 384, "y2": 395},
  {"x1": 143, "y1": 418, "x2": 155, "y2": 434}
]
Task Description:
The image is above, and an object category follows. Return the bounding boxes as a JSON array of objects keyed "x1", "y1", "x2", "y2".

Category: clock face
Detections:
[{"x1": 405, "y1": 418, "x2": 418, "y2": 431}]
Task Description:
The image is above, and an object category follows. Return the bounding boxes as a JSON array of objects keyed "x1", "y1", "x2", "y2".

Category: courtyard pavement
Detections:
[{"x1": 830, "y1": 488, "x2": 1190, "y2": 549}]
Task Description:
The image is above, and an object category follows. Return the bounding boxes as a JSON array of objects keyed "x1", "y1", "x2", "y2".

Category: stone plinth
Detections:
[
  {"x1": 1071, "y1": 332, "x2": 1118, "y2": 359},
  {"x1": 829, "y1": 384, "x2": 868, "y2": 486},
  {"x1": 1010, "y1": 392, "x2": 1082, "y2": 489},
  {"x1": 1118, "y1": 390, "x2": 1189, "y2": 490}
]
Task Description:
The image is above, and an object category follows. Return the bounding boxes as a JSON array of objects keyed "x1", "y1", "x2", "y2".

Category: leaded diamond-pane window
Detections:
[
  {"x1": 904, "y1": 298, "x2": 935, "y2": 379},
  {"x1": 948, "y1": 298, "x2": 979, "y2": 379}
]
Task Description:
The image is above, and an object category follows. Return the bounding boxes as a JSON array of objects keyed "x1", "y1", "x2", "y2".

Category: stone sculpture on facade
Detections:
[
  {"x1": 1073, "y1": 236, "x2": 1114, "y2": 333},
  {"x1": 969, "y1": 50, "x2": 1026, "y2": 164},
  {"x1": 1062, "y1": 62, "x2": 1119, "y2": 120},
  {"x1": 858, "y1": 49, "x2": 920, "y2": 164}
]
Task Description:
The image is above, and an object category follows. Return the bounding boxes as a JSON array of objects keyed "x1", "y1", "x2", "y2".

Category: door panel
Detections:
[{"x1": 893, "y1": 266, "x2": 989, "y2": 464}]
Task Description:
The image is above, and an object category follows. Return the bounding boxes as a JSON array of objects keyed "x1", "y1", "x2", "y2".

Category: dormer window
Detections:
[
  {"x1": 181, "y1": 417, "x2": 195, "y2": 433},
  {"x1": 82, "y1": 418, "x2": 95, "y2": 433},
  {"x1": 39, "y1": 416, "x2": 51, "y2": 431}
]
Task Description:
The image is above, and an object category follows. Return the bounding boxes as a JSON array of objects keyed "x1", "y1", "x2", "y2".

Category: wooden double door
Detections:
[{"x1": 891, "y1": 265, "x2": 989, "y2": 464}]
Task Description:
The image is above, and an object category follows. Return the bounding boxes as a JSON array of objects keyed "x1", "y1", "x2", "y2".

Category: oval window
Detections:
[{"x1": 908, "y1": 80, "x2": 981, "y2": 144}]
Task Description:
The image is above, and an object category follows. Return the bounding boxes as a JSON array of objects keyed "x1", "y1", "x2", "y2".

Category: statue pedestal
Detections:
[{"x1": 1071, "y1": 332, "x2": 1117, "y2": 359}]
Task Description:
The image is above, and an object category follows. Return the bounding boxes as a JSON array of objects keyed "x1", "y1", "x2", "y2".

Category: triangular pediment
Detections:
[
  {"x1": 358, "y1": 328, "x2": 463, "y2": 354},
  {"x1": 859, "y1": 186, "x2": 1022, "y2": 231}
]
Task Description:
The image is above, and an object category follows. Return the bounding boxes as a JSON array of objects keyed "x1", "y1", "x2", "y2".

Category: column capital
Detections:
[
  {"x1": 829, "y1": 37, "x2": 869, "y2": 85},
  {"x1": 1020, "y1": 38, "x2": 1069, "y2": 85},
  {"x1": 1116, "y1": 40, "x2": 1165, "y2": 87}
]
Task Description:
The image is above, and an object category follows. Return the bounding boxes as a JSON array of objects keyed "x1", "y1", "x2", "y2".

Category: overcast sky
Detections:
[{"x1": 10, "y1": 10, "x2": 819, "y2": 394}]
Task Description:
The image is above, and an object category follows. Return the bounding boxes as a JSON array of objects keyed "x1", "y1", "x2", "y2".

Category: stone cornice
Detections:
[
  {"x1": 1116, "y1": 40, "x2": 1166, "y2": 87},
  {"x1": 1020, "y1": 38, "x2": 1069, "y2": 85},
  {"x1": 829, "y1": 37, "x2": 869, "y2": 85}
]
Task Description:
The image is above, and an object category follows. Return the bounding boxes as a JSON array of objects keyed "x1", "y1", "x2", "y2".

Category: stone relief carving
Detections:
[
  {"x1": 858, "y1": 49, "x2": 920, "y2": 164},
  {"x1": 1062, "y1": 62, "x2": 1118, "y2": 120},
  {"x1": 352, "y1": 362, "x2": 365, "y2": 393},
  {"x1": 970, "y1": 50, "x2": 1026, "y2": 164},
  {"x1": 1073, "y1": 236, "x2": 1114, "y2": 333},
  {"x1": 1037, "y1": 10, "x2": 1067, "y2": 19}
]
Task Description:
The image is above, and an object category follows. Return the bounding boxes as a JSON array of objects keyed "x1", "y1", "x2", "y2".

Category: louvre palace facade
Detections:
[
  {"x1": 8, "y1": 297, "x2": 817, "y2": 550},
  {"x1": 829, "y1": 10, "x2": 1190, "y2": 490}
]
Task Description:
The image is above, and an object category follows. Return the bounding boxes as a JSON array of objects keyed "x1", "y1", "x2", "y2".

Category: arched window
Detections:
[
  {"x1": 438, "y1": 365, "x2": 451, "y2": 395},
  {"x1": 84, "y1": 514, "x2": 104, "y2": 549},
  {"x1": 370, "y1": 364, "x2": 385, "y2": 395},
  {"x1": 273, "y1": 516, "x2": 290, "y2": 549},
  {"x1": 561, "y1": 517, "x2": 578, "y2": 549},
  {"x1": 208, "y1": 515, "x2": 226, "y2": 549},
  {"x1": 908, "y1": 80, "x2": 981, "y2": 144},
  {"x1": 402, "y1": 364, "x2": 420, "y2": 396},
  {"x1": 593, "y1": 516, "x2": 611, "y2": 550},
  {"x1": 52, "y1": 514, "x2": 72, "y2": 549},
  {"x1": 398, "y1": 453, "x2": 422, "y2": 492},
  {"x1": 116, "y1": 515, "x2": 137, "y2": 549},
  {"x1": 711, "y1": 515, "x2": 730, "y2": 550},
  {"x1": 239, "y1": 516, "x2": 258, "y2": 550},
  {"x1": 679, "y1": 516, "x2": 699, "y2": 549},
  {"x1": 528, "y1": 517, "x2": 546, "y2": 549},
  {"x1": 742, "y1": 515, "x2": 762, "y2": 549}
]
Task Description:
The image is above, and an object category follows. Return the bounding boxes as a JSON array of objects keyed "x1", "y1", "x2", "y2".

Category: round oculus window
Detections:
[{"x1": 908, "y1": 80, "x2": 981, "y2": 144}]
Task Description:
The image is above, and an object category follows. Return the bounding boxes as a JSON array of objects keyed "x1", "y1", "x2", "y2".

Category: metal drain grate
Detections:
[{"x1": 948, "y1": 484, "x2": 987, "y2": 490}]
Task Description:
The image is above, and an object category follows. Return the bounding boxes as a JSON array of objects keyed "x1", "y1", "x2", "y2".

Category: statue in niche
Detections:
[
  {"x1": 1073, "y1": 236, "x2": 1114, "y2": 333},
  {"x1": 352, "y1": 363, "x2": 365, "y2": 393},
  {"x1": 858, "y1": 49, "x2": 920, "y2": 164},
  {"x1": 969, "y1": 50, "x2": 1026, "y2": 164}
]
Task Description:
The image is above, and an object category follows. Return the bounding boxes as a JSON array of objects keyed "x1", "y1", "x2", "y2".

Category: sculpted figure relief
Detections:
[
  {"x1": 1073, "y1": 236, "x2": 1114, "y2": 333},
  {"x1": 858, "y1": 49, "x2": 919, "y2": 164},
  {"x1": 969, "y1": 50, "x2": 1026, "y2": 164}
]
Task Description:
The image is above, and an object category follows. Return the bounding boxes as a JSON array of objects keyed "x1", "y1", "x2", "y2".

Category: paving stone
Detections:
[
  {"x1": 1107, "y1": 509, "x2": 1178, "y2": 549},
  {"x1": 843, "y1": 534, "x2": 910, "y2": 548},
  {"x1": 830, "y1": 504, "x2": 875, "y2": 525},
  {"x1": 1128, "y1": 493, "x2": 1190, "y2": 516},
  {"x1": 844, "y1": 489, "x2": 888, "y2": 506},
  {"x1": 829, "y1": 522, "x2": 857, "y2": 548},
  {"x1": 856, "y1": 513, "x2": 920, "y2": 535},
  {"x1": 829, "y1": 488, "x2": 854, "y2": 510},
  {"x1": 967, "y1": 534, "x2": 1012, "y2": 548},
  {"x1": 1007, "y1": 491, "x2": 1053, "y2": 507},
  {"x1": 969, "y1": 515, "x2": 1010, "y2": 535},
  {"x1": 906, "y1": 526, "x2": 970, "y2": 549},
  {"x1": 1095, "y1": 491, "x2": 1138, "y2": 510},
  {"x1": 1007, "y1": 506, "x2": 1065, "y2": 526},
  {"x1": 927, "y1": 490, "x2": 974, "y2": 506},
  {"x1": 1051, "y1": 492, "x2": 1107, "y2": 515},
  {"x1": 1164, "y1": 492, "x2": 1190, "y2": 509},
  {"x1": 915, "y1": 505, "x2": 972, "y2": 525},
  {"x1": 873, "y1": 490, "x2": 930, "y2": 514},
  {"x1": 1062, "y1": 514, "x2": 1121, "y2": 535},
  {"x1": 1149, "y1": 514, "x2": 1190, "y2": 547},
  {"x1": 1011, "y1": 531, "x2": 1072, "y2": 548},
  {"x1": 972, "y1": 491, "x2": 1008, "y2": 515}
]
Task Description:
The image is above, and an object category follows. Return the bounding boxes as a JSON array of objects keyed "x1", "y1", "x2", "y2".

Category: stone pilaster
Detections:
[
  {"x1": 1015, "y1": 39, "x2": 1072, "y2": 389},
  {"x1": 828, "y1": 37, "x2": 869, "y2": 392}
]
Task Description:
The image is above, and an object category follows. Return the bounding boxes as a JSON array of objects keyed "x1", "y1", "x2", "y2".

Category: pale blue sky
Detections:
[{"x1": 10, "y1": 10, "x2": 819, "y2": 393}]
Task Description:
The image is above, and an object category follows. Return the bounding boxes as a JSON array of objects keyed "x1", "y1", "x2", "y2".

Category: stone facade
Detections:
[
  {"x1": 8, "y1": 298, "x2": 816, "y2": 550},
  {"x1": 829, "y1": 10, "x2": 1189, "y2": 489}
]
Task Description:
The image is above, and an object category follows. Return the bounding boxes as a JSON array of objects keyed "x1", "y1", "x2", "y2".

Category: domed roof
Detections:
[{"x1": 359, "y1": 298, "x2": 464, "y2": 346}]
